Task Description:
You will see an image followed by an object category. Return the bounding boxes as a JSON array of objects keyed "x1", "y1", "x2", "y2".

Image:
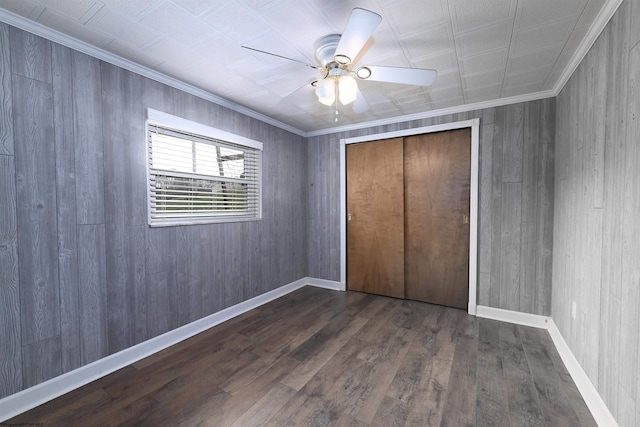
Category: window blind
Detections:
[{"x1": 147, "y1": 121, "x2": 262, "y2": 226}]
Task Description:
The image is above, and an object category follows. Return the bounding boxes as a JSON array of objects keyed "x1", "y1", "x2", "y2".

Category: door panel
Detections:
[
  {"x1": 404, "y1": 129, "x2": 471, "y2": 309},
  {"x1": 346, "y1": 138, "x2": 405, "y2": 298}
]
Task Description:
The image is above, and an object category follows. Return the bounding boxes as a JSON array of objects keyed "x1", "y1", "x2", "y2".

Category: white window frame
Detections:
[{"x1": 146, "y1": 109, "x2": 263, "y2": 227}]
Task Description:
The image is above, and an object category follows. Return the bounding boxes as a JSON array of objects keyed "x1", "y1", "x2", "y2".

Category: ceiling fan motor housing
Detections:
[{"x1": 314, "y1": 34, "x2": 341, "y2": 68}]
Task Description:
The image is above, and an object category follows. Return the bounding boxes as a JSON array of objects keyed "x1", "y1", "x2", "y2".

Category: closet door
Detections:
[
  {"x1": 346, "y1": 138, "x2": 405, "y2": 298},
  {"x1": 404, "y1": 129, "x2": 471, "y2": 309}
]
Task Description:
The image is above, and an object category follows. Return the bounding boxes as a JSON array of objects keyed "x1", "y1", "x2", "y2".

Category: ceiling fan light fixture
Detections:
[
  {"x1": 355, "y1": 66, "x2": 372, "y2": 79},
  {"x1": 315, "y1": 78, "x2": 335, "y2": 98},
  {"x1": 242, "y1": 8, "x2": 439, "y2": 118},
  {"x1": 318, "y1": 92, "x2": 335, "y2": 106},
  {"x1": 315, "y1": 78, "x2": 336, "y2": 105},
  {"x1": 338, "y1": 75, "x2": 358, "y2": 105}
]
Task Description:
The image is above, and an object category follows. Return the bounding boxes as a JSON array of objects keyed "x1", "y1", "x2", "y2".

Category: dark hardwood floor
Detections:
[{"x1": 7, "y1": 287, "x2": 596, "y2": 426}]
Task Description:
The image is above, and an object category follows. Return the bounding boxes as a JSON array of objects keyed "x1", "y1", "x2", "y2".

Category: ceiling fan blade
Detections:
[
  {"x1": 242, "y1": 45, "x2": 321, "y2": 70},
  {"x1": 334, "y1": 8, "x2": 382, "y2": 65},
  {"x1": 353, "y1": 89, "x2": 369, "y2": 114},
  {"x1": 357, "y1": 66, "x2": 437, "y2": 86},
  {"x1": 276, "y1": 80, "x2": 316, "y2": 107}
]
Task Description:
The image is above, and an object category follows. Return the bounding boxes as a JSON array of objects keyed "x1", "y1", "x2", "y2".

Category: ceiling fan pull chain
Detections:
[{"x1": 335, "y1": 77, "x2": 339, "y2": 122}]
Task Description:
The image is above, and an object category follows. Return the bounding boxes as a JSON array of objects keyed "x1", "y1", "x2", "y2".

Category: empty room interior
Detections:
[{"x1": 0, "y1": 0, "x2": 639, "y2": 425}]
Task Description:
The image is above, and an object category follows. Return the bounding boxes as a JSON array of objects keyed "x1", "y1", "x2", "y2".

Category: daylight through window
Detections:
[{"x1": 146, "y1": 110, "x2": 262, "y2": 226}]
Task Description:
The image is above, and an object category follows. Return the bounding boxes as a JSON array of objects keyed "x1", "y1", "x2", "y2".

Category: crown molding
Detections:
[
  {"x1": 305, "y1": 89, "x2": 556, "y2": 137},
  {"x1": 0, "y1": 8, "x2": 307, "y2": 137},
  {"x1": 0, "y1": 0, "x2": 622, "y2": 139},
  {"x1": 552, "y1": 0, "x2": 624, "y2": 95}
]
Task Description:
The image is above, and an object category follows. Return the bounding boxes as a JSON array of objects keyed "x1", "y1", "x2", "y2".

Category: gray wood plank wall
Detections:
[
  {"x1": 52, "y1": 43, "x2": 82, "y2": 374},
  {"x1": 307, "y1": 104, "x2": 555, "y2": 316},
  {"x1": 552, "y1": 1, "x2": 640, "y2": 426},
  {"x1": 0, "y1": 22, "x2": 12, "y2": 156},
  {"x1": 0, "y1": 23, "x2": 308, "y2": 399},
  {"x1": 0, "y1": 23, "x2": 21, "y2": 397}
]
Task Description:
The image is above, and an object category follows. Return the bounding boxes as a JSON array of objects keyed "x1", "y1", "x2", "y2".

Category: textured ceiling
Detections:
[{"x1": 0, "y1": 0, "x2": 618, "y2": 134}]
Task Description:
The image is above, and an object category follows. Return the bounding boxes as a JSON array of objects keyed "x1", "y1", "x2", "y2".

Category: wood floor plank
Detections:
[
  {"x1": 211, "y1": 355, "x2": 302, "y2": 425},
  {"x1": 219, "y1": 322, "x2": 316, "y2": 394},
  {"x1": 386, "y1": 329, "x2": 439, "y2": 404},
  {"x1": 352, "y1": 297, "x2": 399, "y2": 342},
  {"x1": 7, "y1": 289, "x2": 596, "y2": 427},
  {"x1": 520, "y1": 326, "x2": 596, "y2": 427},
  {"x1": 404, "y1": 338, "x2": 456, "y2": 426},
  {"x1": 353, "y1": 327, "x2": 416, "y2": 423},
  {"x1": 147, "y1": 350, "x2": 255, "y2": 404},
  {"x1": 388, "y1": 299, "x2": 434, "y2": 331},
  {"x1": 499, "y1": 322, "x2": 546, "y2": 427},
  {"x1": 102, "y1": 331, "x2": 256, "y2": 407},
  {"x1": 327, "y1": 289, "x2": 380, "y2": 320},
  {"x1": 265, "y1": 388, "x2": 331, "y2": 426},
  {"x1": 299, "y1": 338, "x2": 375, "y2": 418},
  {"x1": 9, "y1": 388, "x2": 112, "y2": 426},
  {"x1": 266, "y1": 339, "x2": 368, "y2": 426},
  {"x1": 370, "y1": 396, "x2": 409, "y2": 426},
  {"x1": 272, "y1": 305, "x2": 353, "y2": 362},
  {"x1": 558, "y1": 370, "x2": 599, "y2": 427},
  {"x1": 436, "y1": 306, "x2": 463, "y2": 342},
  {"x1": 281, "y1": 315, "x2": 368, "y2": 390},
  {"x1": 519, "y1": 330, "x2": 580, "y2": 424},
  {"x1": 452, "y1": 308, "x2": 479, "y2": 339},
  {"x1": 229, "y1": 383, "x2": 297, "y2": 427},
  {"x1": 8, "y1": 365, "x2": 137, "y2": 426},
  {"x1": 141, "y1": 386, "x2": 229, "y2": 427},
  {"x1": 349, "y1": 291, "x2": 392, "y2": 320},
  {"x1": 336, "y1": 411, "x2": 370, "y2": 427},
  {"x1": 533, "y1": 318, "x2": 598, "y2": 425},
  {"x1": 217, "y1": 291, "x2": 345, "y2": 396},
  {"x1": 440, "y1": 336, "x2": 478, "y2": 427},
  {"x1": 130, "y1": 306, "x2": 266, "y2": 370},
  {"x1": 419, "y1": 303, "x2": 449, "y2": 336},
  {"x1": 476, "y1": 319, "x2": 511, "y2": 427},
  {"x1": 78, "y1": 395, "x2": 161, "y2": 427}
]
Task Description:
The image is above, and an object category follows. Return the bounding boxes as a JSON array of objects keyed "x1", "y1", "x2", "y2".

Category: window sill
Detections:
[{"x1": 149, "y1": 216, "x2": 262, "y2": 227}]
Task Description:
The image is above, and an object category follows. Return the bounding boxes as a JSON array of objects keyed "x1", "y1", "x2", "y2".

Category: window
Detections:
[{"x1": 146, "y1": 109, "x2": 262, "y2": 226}]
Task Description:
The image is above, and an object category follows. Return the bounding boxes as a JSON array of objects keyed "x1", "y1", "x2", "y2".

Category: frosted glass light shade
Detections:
[
  {"x1": 338, "y1": 75, "x2": 358, "y2": 105},
  {"x1": 315, "y1": 78, "x2": 334, "y2": 99},
  {"x1": 318, "y1": 92, "x2": 335, "y2": 106}
]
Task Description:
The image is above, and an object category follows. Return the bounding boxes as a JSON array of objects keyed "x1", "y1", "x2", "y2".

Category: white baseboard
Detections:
[
  {"x1": 476, "y1": 305, "x2": 550, "y2": 329},
  {"x1": 306, "y1": 277, "x2": 344, "y2": 291},
  {"x1": 0, "y1": 277, "x2": 312, "y2": 422},
  {"x1": 547, "y1": 319, "x2": 618, "y2": 427},
  {"x1": 476, "y1": 305, "x2": 617, "y2": 427}
]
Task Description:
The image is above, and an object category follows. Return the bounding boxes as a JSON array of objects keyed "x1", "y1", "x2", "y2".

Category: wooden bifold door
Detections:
[{"x1": 346, "y1": 128, "x2": 471, "y2": 309}]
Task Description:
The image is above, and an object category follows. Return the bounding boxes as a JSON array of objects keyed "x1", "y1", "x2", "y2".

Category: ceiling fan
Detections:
[{"x1": 242, "y1": 8, "x2": 437, "y2": 113}]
